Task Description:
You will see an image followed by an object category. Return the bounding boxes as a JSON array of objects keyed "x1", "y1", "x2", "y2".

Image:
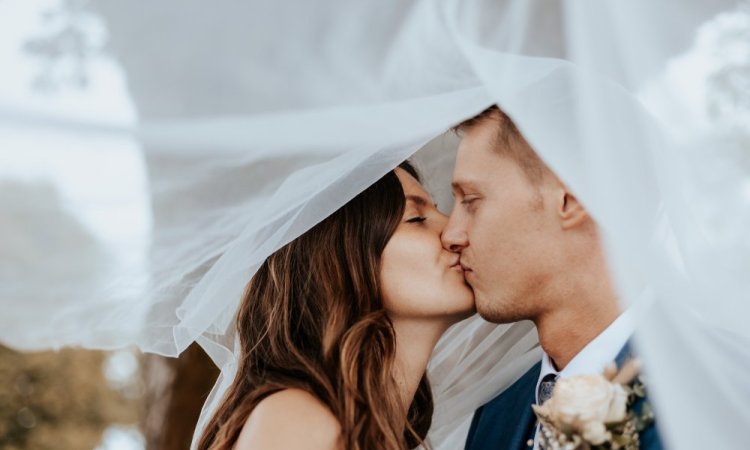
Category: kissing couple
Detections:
[{"x1": 197, "y1": 106, "x2": 664, "y2": 450}]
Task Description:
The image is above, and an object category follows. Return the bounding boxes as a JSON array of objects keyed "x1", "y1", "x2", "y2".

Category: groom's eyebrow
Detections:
[{"x1": 451, "y1": 180, "x2": 479, "y2": 192}]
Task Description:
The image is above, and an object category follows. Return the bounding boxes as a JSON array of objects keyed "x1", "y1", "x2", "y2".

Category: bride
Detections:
[{"x1": 197, "y1": 161, "x2": 475, "y2": 450}]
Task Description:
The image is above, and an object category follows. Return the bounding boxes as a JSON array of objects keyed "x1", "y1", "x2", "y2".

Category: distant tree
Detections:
[
  {"x1": 140, "y1": 344, "x2": 219, "y2": 450},
  {"x1": 0, "y1": 345, "x2": 138, "y2": 450}
]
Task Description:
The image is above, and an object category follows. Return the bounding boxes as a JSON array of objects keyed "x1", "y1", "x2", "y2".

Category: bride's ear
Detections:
[{"x1": 555, "y1": 183, "x2": 589, "y2": 230}]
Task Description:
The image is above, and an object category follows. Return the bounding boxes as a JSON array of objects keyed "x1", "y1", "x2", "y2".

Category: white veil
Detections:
[{"x1": 1, "y1": 1, "x2": 749, "y2": 449}]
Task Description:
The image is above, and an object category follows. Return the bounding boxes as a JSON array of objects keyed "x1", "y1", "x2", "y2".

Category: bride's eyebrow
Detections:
[{"x1": 406, "y1": 195, "x2": 430, "y2": 207}]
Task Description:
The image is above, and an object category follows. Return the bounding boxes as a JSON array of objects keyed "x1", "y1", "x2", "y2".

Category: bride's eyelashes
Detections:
[{"x1": 406, "y1": 216, "x2": 427, "y2": 223}]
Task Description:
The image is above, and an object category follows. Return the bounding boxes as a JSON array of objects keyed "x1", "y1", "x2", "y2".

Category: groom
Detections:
[{"x1": 442, "y1": 106, "x2": 663, "y2": 450}]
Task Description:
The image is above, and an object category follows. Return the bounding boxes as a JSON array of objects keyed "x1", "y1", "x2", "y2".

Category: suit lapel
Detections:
[
  {"x1": 467, "y1": 342, "x2": 642, "y2": 450},
  {"x1": 465, "y1": 362, "x2": 541, "y2": 450},
  {"x1": 615, "y1": 340, "x2": 634, "y2": 368},
  {"x1": 508, "y1": 387, "x2": 538, "y2": 450}
]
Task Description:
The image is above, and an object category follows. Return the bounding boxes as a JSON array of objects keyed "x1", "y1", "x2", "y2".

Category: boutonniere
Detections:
[{"x1": 531, "y1": 360, "x2": 654, "y2": 450}]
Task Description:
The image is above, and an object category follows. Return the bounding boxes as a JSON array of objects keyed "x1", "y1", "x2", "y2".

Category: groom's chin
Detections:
[{"x1": 475, "y1": 300, "x2": 529, "y2": 324}]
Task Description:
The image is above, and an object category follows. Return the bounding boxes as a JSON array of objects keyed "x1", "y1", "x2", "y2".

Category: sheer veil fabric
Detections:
[{"x1": 1, "y1": 1, "x2": 749, "y2": 449}]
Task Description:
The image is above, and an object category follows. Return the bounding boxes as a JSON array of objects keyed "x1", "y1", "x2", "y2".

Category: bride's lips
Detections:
[{"x1": 449, "y1": 256, "x2": 464, "y2": 272}]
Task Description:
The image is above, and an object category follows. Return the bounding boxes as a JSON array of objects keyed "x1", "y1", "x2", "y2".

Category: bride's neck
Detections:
[{"x1": 389, "y1": 317, "x2": 452, "y2": 415}]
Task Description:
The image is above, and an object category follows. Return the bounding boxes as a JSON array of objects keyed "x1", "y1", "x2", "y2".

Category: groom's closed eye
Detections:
[{"x1": 460, "y1": 194, "x2": 481, "y2": 211}]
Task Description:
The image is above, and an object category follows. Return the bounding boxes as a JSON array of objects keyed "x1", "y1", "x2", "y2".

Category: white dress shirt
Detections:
[{"x1": 532, "y1": 309, "x2": 634, "y2": 450}]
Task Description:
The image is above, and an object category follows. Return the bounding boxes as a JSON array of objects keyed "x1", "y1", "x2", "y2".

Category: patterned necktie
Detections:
[{"x1": 537, "y1": 373, "x2": 558, "y2": 405}]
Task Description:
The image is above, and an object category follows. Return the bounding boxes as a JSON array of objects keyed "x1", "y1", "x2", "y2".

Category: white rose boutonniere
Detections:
[{"x1": 531, "y1": 360, "x2": 654, "y2": 450}]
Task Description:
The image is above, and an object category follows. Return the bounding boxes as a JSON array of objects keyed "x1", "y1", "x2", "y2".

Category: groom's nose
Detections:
[{"x1": 441, "y1": 214, "x2": 469, "y2": 253}]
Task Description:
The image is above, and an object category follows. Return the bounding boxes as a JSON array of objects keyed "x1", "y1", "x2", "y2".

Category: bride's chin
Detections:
[{"x1": 448, "y1": 303, "x2": 477, "y2": 324}]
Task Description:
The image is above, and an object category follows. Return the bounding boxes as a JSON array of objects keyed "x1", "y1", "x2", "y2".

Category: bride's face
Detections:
[{"x1": 379, "y1": 168, "x2": 475, "y2": 322}]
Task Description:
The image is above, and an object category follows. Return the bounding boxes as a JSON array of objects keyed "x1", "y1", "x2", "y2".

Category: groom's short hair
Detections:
[{"x1": 454, "y1": 105, "x2": 546, "y2": 183}]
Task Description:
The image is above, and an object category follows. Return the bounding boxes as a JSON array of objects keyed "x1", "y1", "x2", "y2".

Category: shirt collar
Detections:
[{"x1": 534, "y1": 309, "x2": 634, "y2": 405}]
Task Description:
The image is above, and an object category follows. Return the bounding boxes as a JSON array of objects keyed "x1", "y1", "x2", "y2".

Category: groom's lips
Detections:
[{"x1": 460, "y1": 262, "x2": 473, "y2": 286}]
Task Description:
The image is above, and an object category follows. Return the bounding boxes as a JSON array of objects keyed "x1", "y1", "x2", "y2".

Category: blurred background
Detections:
[
  {"x1": 0, "y1": 344, "x2": 218, "y2": 450},
  {"x1": 1, "y1": 1, "x2": 224, "y2": 448}
]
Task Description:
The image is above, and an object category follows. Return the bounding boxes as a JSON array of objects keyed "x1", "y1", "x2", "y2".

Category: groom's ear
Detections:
[{"x1": 555, "y1": 183, "x2": 589, "y2": 230}]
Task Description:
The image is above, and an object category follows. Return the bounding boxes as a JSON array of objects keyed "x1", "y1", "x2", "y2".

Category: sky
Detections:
[{"x1": 0, "y1": 0, "x2": 151, "y2": 282}]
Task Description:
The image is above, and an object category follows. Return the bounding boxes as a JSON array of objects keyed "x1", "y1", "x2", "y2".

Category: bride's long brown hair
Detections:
[{"x1": 197, "y1": 162, "x2": 432, "y2": 450}]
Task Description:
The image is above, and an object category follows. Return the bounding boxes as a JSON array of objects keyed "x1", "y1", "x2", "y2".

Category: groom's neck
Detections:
[{"x1": 534, "y1": 276, "x2": 622, "y2": 371}]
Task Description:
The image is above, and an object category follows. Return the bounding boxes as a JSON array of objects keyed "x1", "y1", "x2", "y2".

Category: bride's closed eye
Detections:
[{"x1": 406, "y1": 216, "x2": 427, "y2": 223}]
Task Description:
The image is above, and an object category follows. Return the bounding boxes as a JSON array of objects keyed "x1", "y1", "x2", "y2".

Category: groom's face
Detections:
[{"x1": 443, "y1": 118, "x2": 559, "y2": 323}]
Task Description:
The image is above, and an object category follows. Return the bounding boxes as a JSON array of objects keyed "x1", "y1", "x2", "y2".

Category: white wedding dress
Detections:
[{"x1": 1, "y1": 1, "x2": 749, "y2": 449}]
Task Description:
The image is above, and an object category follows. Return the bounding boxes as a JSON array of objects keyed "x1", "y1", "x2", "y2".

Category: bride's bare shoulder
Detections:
[{"x1": 234, "y1": 388, "x2": 342, "y2": 450}]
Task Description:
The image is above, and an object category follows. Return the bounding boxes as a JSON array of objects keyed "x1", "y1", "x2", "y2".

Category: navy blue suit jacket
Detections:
[{"x1": 465, "y1": 343, "x2": 664, "y2": 450}]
